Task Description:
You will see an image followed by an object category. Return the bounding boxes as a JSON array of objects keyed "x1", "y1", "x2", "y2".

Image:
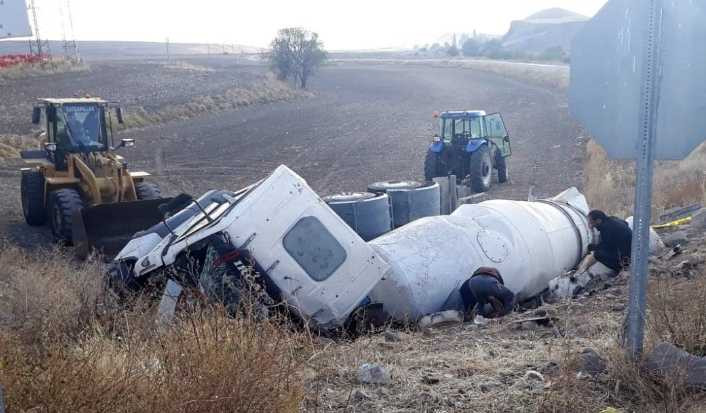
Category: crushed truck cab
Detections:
[{"x1": 110, "y1": 166, "x2": 390, "y2": 330}]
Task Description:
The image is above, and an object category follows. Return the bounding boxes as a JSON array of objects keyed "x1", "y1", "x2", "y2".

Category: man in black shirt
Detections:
[
  {"x1": 460, "y1": 267, "x2": 516, "y2": 319},
  {"x1": 577, "y1": 210, "x2": 633, "y2": 273}
]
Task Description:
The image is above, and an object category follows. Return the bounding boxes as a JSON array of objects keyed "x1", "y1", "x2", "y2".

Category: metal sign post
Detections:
[
  {"x1": 570, "y1": 0, "x2": 706, "y2": 358},
  {"x1": 625, "y1": 0, "x2": 662, "y2": 358}
]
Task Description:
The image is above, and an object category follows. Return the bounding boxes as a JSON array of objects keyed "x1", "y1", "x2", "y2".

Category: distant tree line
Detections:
[
  {"x1": 269, "y1": 28, "x2": 327, "y2": 89},
  {"x1": 414, "y1": 34, "x2": 569, "y2": 63}
]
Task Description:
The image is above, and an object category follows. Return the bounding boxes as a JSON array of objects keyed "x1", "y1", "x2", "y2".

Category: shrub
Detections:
[
  {"x1": 583, "y1": 140, "x2": 706, "y2": 217},
  {"x1": 0, "y1": 246, "x2": 308, "y2": 412}
]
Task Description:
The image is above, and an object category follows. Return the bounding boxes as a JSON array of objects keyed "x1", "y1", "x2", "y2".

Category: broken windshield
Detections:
[{"x1": 57, "y1": 104, "x2": 106, "y2": 151}]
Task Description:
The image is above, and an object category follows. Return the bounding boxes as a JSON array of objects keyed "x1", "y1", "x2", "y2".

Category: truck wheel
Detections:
[
  {"x1": 469, "y1": 145, "x2": 492, "y2": 193},
  {"x1": 424, "y1": 150, "x2": 442, "y2": 181},
  {"x1": 49, "y1": 188, "x2": 85, "y2": 244},
  {"x1": 21, "y1": 170, "x2": 46, "y2": 226},
  {"x1": 496, "y1": 154, "x2": 509, "y2": 184},
  {"x1": 135, "y1": 182, "x2": 162, "y2": 200},
  {"x1": 368, "y1": 180, "x2": 423, "y2": 194}
]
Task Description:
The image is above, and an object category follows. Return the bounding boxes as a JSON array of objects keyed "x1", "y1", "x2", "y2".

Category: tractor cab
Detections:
[
  {"x1": 31, "y1": 98, "x2": 130, "y2": 170},
  {"x1": 435, "y1": 110, "x2": 487, "y2": 150},
  {"x1": 425, "y1": 110, "x2": 512, "y2": 193}
]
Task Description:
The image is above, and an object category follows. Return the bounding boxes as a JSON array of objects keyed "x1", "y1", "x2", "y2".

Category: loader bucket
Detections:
[{"x1": 73, "y1": 198, "x2": 173, "y2": 260}]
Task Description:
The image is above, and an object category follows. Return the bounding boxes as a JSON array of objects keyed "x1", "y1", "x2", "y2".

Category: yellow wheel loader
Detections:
[{"x1": 20, "y1": 98, "x2": 170, "y2": 258}]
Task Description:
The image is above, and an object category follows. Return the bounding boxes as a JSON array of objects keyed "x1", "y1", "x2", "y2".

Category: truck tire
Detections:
[
  {"x1": 49, "y1": 188, "x2": 85, "y2": 244},
  {"x1": 368, "y1": 180, "x2": 423, "y2": 194},
  {"x1": 323, "y1": 192, "x2": 392, "y2": 241},
  {"x1": 469, "y1": 145, "x2": 492, "y2": 193},
  {"x1": 21, "y1": 169, "x2": 46, "y2": 226},
  {"x1": 386, "y1": 182, "x2": 441, "y2": 228},
  {"x1": 496, "y1": 153, "x2": 509, "y2": 184},
  {"x1": 424, "y1": 150, "x2": 442, "y2": 181},
  {"x1": 135, "y1": 182, "x2": 162, "y2": 200}
]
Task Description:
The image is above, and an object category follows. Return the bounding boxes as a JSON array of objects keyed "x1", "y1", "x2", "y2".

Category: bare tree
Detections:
[{"x1": 269, "y1": 28, "x2": 327, "y2": 89}]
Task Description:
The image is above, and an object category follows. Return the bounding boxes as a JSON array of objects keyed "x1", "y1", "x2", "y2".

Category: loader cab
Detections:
[{"x1": 33, "y1": 98, "x2": 124, "y2": 170}]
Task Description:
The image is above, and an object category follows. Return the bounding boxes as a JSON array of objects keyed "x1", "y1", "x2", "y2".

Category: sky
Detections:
[{"x1": 25, "y1": 0, "x2": 608, "y2": 50}]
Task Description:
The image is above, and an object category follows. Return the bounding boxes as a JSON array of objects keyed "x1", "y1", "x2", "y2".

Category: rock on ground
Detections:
[
  {"x1": 358, "y1": 363, "x2": 392, "y2": 385},
  {"x1": 646, "y1": 342, "x2": 706, "y2": 389}
]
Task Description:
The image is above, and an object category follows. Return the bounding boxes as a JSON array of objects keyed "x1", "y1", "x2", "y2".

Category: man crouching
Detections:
[
  {"x1": 577, "y1": 210, "x2": 633, "y2": 274},
  {"x1": 460, "y1": 267, "x2": 516, "y2": 320}
]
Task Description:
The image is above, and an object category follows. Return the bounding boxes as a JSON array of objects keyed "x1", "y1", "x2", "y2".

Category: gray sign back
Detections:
[{"x1": 570, "y1": 0, "x2": 706, "y2": 160}]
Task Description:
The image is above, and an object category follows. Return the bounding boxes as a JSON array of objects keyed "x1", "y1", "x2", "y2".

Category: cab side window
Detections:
[{"x1": 283, "y1": 216, "x2": 347, "y2": 282}]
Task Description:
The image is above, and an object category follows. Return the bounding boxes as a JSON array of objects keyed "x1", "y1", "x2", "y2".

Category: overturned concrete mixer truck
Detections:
[{"x1": 108, "y1": 165, "x2": 596, "y2": 331}]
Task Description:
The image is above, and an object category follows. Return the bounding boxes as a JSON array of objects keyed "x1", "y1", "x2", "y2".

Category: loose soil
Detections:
[{"x1": 0, "y1": 60, "x2": 583, "y2": 248}]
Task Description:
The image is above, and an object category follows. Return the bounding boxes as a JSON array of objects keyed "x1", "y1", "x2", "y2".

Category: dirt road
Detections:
[{"x1": 0, "y1": 61, "x2": 583, "y2": 247}]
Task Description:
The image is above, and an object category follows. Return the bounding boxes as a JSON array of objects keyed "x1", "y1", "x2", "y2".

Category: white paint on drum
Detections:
[{"x1": 369, "y1": 188, "x2": 593, "y2": 321}]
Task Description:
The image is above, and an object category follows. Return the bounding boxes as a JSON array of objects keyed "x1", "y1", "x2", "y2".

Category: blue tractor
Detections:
[{"x1": 424, "y1": 110, "x2": 511, "y2": 193}]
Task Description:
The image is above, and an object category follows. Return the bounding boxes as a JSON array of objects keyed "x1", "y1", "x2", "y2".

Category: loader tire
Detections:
[
  {"x1": 21, "y1": 169, "x2": 46, "y2": 226},
  {"x1": 49, "y1": 188, "x2": 85, "y2": 244},
  {"x1": 424, "y1": 150, "x2": 442, "y2": 181},
  {"x1": 496, "y1": 154, "x2": 509, "y2": 184},
  {"x1": 469, "y1": 145, "x2": 492, "y2": 193},
  {"x1": 135, "y1": 182, "x2": 161, "y2": 200}
]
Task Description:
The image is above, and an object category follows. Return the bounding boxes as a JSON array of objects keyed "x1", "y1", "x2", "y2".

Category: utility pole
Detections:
[
  {"x1": 165, "y1": 37, "x2": 170, "y2": 61},
  {"x1": 27, "y1": 0, "x2": 42, "y2": 56},
  {"x1": 65, "y1": 0, "x2": 80, "y2": 61}
]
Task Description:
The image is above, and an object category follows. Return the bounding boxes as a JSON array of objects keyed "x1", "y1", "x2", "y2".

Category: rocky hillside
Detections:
[{"x1": 502, "y1": 8, "x2": 588, "y2": 55}]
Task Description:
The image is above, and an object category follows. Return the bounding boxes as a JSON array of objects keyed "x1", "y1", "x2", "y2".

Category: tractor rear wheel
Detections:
[
  {"x1": 496, "y1": 153, "x2": 509, "y2": 184},
  {"x1": 49, "y1": 188, "x2": 85, "y2": 244},
  {"x1": 135, "y1": 182, "x2": 162, "y2": 200},
  {"x1": 469, "y1": 145, "x2": 492, "y2": 193},
  {"x1": 424, "y1": 150, "x2": 442, "y2": 181},
  {"x1": 21, "y1": 169, "x2": 46, "y2": 226}
]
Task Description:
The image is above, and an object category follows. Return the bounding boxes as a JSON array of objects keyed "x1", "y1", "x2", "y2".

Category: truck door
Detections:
[
  {"x1": 217, "y1": 166, "x2": 391, "y2": 330},
  {"x1": 484, "y1": 113, "x2": 511, "y2": 157}
]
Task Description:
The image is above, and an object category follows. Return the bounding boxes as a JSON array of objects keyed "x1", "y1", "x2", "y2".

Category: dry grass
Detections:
[
  {"x1": 0, "y1": 58, "x2": 88, "y2": 80},
  {"x1": 541, "y1": 271, "x2": 706, "y2": 413},
  {"x1": 0, "y1": 134, "x2": 41, "y2": 161},
  {"x1": 648, "y1": 277, "x2": 706, "y2": 357},
  {"x1": 0, "y1": 245, "x2": 309, "y2": 412},
  {"x1": 120, "y1": 73, "x2": 309, "y2": 130},
  {"x1": 3, "y1": 244, "x2": 704, "y2": 412},
  {"x1": 583, "y1": 139, "x2": 706, "y2": 218},
  {"x1": 302, "y1": 293, "x2": 627, "y2": 412},
  {"x1": 164, "y1": 61, "x2": 215, "y2": 72}
]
